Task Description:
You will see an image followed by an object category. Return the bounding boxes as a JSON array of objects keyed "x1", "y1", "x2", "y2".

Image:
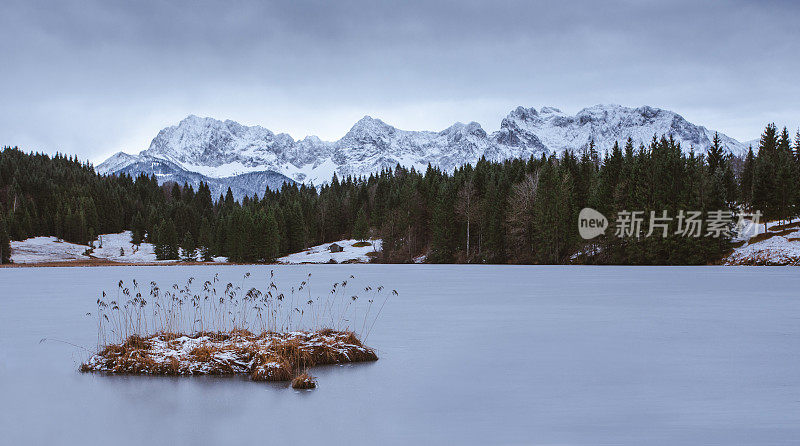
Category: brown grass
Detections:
[
  {"x1": 351, "y1": 241, "x2": 372, "y2": 248},
  {"x1": 291, "y1": 372, "x2": 317, "y2": 389}
]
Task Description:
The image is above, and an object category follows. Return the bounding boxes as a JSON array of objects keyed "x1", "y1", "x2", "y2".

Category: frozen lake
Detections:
[{"x1": 1, "y1": 265, "x2": 798, "y2": 445}]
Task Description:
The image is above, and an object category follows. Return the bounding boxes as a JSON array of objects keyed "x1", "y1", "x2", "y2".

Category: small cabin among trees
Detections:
[{"x1": 329, "y1": 243, "x2": 343, "y2": 253}]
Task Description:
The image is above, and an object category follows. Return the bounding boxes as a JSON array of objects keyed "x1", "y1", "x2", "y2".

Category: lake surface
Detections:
[{"x1": 1, "y1": 265, "x2": 798, "y2": 445}]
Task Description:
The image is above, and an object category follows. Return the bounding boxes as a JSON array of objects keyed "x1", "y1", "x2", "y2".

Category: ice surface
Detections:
[{"x1": 0, "y1": 265, "x2": 798, "y2": 445}]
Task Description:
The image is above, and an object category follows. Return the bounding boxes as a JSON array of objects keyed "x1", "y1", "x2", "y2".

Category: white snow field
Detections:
[
  {"x1": 9, "y1": 233, "x2": 380, "y2": 265},
  {"x1": 725, "y1": 220, "x2": 800, "y2": 265},
  {"x1": 91, "y1": 232, "x2": 161, "y2": 262},
  {"x1": 276, "y1": 239, "x2": 381, "y2": 264},
  {"x1": 0, "y1": 266, "x2": 798, "y2": 445},
  {"x1": 9, "y1": 231, "x2": 163, "y2": 264},
  {"x1": 9, "y1": 236, "x2": 90, "y2": 263}
]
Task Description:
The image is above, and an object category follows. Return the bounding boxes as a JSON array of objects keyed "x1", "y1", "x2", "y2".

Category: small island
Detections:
[{"x1": 81, "y1": 329, "x2": 377, "y2": 386}]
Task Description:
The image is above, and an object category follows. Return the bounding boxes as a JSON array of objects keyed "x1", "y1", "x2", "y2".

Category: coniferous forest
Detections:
[{"x1": 1, "y1": 124, "x2": 798, "y2": 265}]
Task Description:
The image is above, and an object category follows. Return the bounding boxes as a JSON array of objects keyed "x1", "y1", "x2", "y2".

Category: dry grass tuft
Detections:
[
  {"x1": 123, "y1": 335, "x2": 151, "y2": 350},
  {"x1": 188, "y1": 344, "x2": 215, "y2": 362},
  {"x1": 291, "y1": 372, "x2": 317, "y2": 389}
]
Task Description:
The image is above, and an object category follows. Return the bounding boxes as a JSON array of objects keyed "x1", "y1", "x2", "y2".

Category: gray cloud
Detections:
[{"x1": 1, "y1": 0, "x2": 798, "y2": 162}]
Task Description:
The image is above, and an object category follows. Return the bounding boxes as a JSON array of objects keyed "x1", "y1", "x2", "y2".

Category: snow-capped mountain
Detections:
[{"x1": 98, "y1": 104, "x2": 748, "y2": 198}]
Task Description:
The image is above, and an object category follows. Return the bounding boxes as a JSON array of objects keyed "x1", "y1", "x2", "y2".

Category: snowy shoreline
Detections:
[
  {"x1": 6, "y1": 232, "x2": 382, "y2": 267},
  {"x1": 6, "y1": 224, "x2": 800, "y2": 267}
]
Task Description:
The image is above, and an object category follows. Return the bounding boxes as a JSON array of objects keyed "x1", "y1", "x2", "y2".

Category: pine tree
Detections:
[
  {"x1": 181, "y1": 231, "x2": 196, "y2": 262},
  {"x1": 774, "y1": 148, "x2": 798, "y2": 223},
  {"x1": 153, "y1": 221, "x2": 166, "y2": 260},
  {"x1": 794, "y1": 130, "x2": 800, "y2": 163},
  {"x1": 777, "y1": 126, "x2": 792, "y2": 153},
  {"x1": 428, "y1": 185, "x2": 456, "y2": 263},
  {"x1": 198, "y1": 219, "x2": 214, "y2": 262},
  {"x1": 263, "y1": 209, "x2": 280, "y2": 262},
  {"x1": 753, "y1": 125, "x2": 779, "y2": 231},
  {"x1": 0, "y1": 218, "x2": 11, "y2": 264},
  {"x1": 286, "y1": 202, "x2": 306, "y2": 253},
  {"x1": 739, "y1": 146, "x2": 756, "y2": 209},
  {"x1": 162, "y1": 220, "x2": 179, "y2": 260},
  {"x1": 707, "y1": 132, "x2": 725, "y2": 174},
  {"x1": 532, "y1": 160, "x2": 574, "y2": 264},
  {"x1": 760, "y1": 123, "x2": 779, "y2": 154},
  {"x1": 352, "y1": 207, "x2": 369, "y2": 241},
  {"x1": 171, "y1": 183, "x2": 182, "y2": 202},
  {"x1": 130, "y1": 212, "x2": 145, "y2": 245}
]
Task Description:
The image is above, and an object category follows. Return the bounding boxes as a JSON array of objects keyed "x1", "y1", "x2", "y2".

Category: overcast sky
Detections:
[{"x1": 1, "y1": 0, "x2": 798, "y2": 163}]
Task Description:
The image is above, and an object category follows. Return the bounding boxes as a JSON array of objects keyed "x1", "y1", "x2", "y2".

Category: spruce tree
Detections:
[
  {"x1": 198, "y1": 219, "x2": 214, "y2": 262},
  {"x1": 263, "y1": 209, "x2": 280, "y2": 262},
  {"x1": 181, "y1": 231, "x2": 196, "y2": 261},
  {"x1": 774, "y1": 148, "x2": 798, "y2": 223},
  {"x1": 777, "y1": 126, "x2": 792, "y2": 153},
  {"x1": 153, "y1": 221, "x2": 167, "y2": 260},
  {"x1": 794, "y1": 130, "x2": 800, "y2": 163},
  {"x1": 739, "y1": 147, "x2": 756, "y2": 209},
  {"x1": 707, "y1": 132, "x2": 725, "y2": 174},
  {"x1": 753, "y1": 126, "x2": 779, "y2": 231},
  {"x1": 163, "y1": 220, "x2": 179, "y2": 260},
  {"x1": 130, "y1": 212, "x2": 145, "y2": 245},
  {"x1": 760, "y1": 123, "x2": 779, "y2": 154},
  {"x1": 0, "y1": 218, "x2": 11, "y2": 264},
  {"x1": 352, "y1": 207, "x2": 369, "y2": 241},
  {"x1": 171, "y1": 183, "x2": 182, "y2": 202},
  {"x1": 428, "y1": 185, "x2": 456, "y2": 263}
]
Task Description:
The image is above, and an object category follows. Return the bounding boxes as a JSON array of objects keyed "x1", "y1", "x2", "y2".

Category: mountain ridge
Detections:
[{"x1": 98, "y1": 104, "x2": 749, "y2": 198}]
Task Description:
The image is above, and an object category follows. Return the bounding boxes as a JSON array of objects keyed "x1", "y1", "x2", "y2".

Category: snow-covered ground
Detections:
[
  {"x1": 725, "y1": 219, "x2": 800, "y2": 265},
  {"x1": 10, "y1": 231, "x2": 167, "y2": 264},
  {"x1": 92, "y1": 232, "x2": 160, "y2": 263},
  {"x1": 9, "y1": 233, "x2": 380, "y2": 265},
  {"x1": 731, "y1": 217, "x2": 786, "y2": 242},
  {"x1": 276, "y1": 239, "x2": 381, "y2": 264},
  {"x1": 10, "y1": 221, "x2": 799, "y2": 266},
  {"x1": 9, "y1": 236, "x2": 91, "y2": 263}
]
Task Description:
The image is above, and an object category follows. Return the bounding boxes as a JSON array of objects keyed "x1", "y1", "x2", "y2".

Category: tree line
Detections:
[{"x1": 1, "y1": 123, "x2": 798, "y2": 265}]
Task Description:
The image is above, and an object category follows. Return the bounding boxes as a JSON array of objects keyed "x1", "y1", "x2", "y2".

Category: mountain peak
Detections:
[
  {"x1": 352, "y1": 115, "x2": 390, "y2": 128},
  {"x1": 344, "y1": 115, "x2": 396, "y2": 140},
  {"x1": 179, "y1": 114, "x2": 210, "y2": 124},
  {"x1": 540, "y1": 106, "x2": 563, "y2": 114}
]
